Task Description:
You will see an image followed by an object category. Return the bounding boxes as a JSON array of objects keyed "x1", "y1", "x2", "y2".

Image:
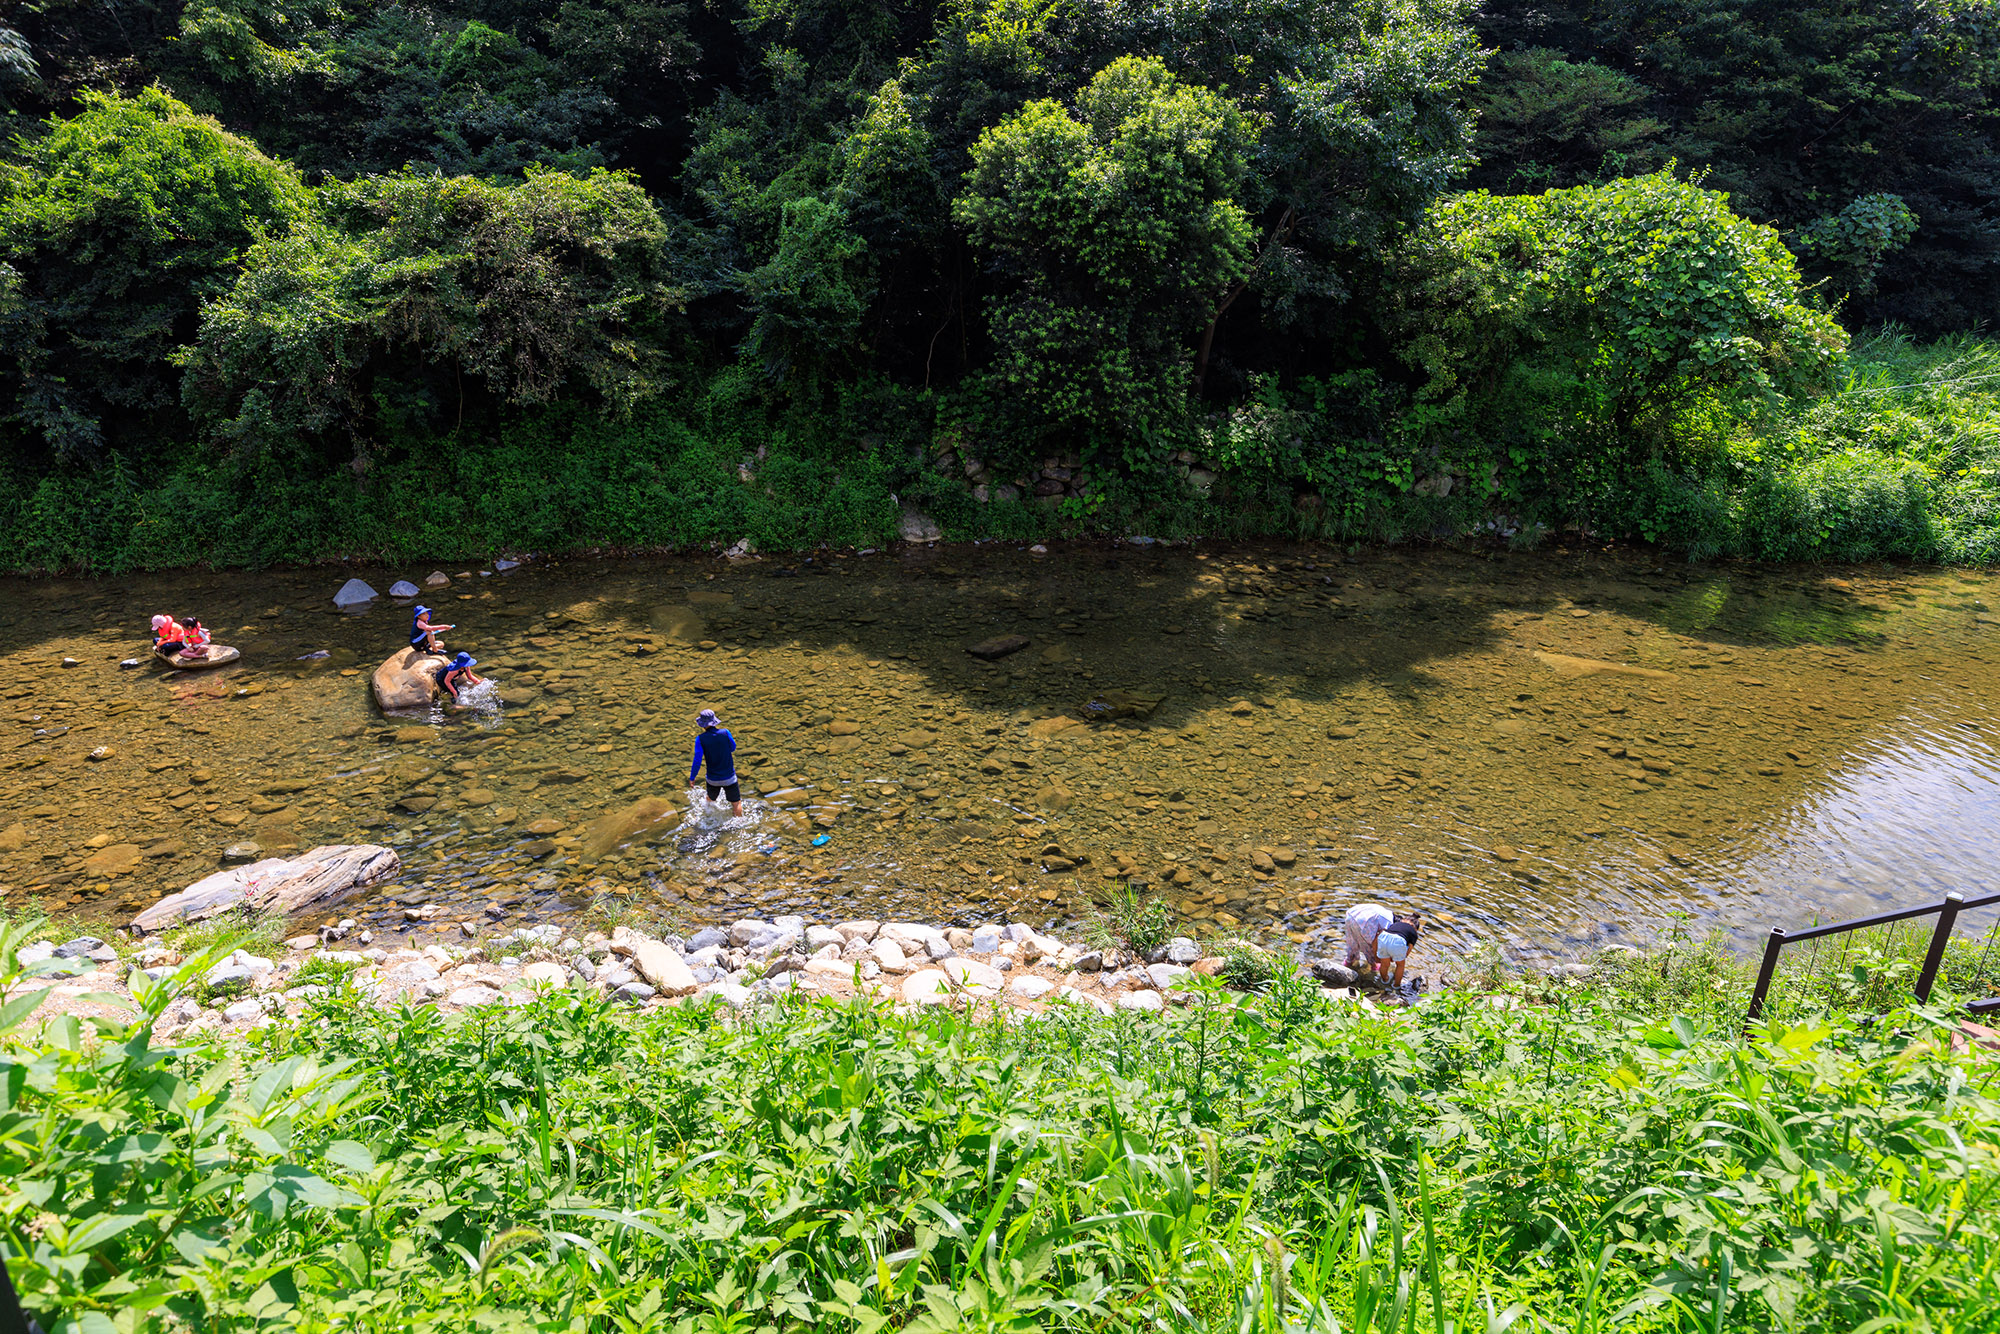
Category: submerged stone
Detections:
[{"x1": 967, "y1": 635, "x2": 1030, "y2": 660}]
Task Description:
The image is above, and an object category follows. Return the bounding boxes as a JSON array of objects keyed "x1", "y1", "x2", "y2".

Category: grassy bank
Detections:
[
  {"x1": 1631, "y1": 332, "x2": 2000, "y2": 564},
  {"x1": 2, "y1": 334, "x2": 1996, "y2": 575},
  {"x1": 4, "y1": 915, "x2": 1998, "y2": 1334}
]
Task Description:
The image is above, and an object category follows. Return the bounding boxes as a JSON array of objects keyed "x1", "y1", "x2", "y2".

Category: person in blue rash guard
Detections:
[{"x1": 688, "y1": 707, "x2": 743, "y2": 816}]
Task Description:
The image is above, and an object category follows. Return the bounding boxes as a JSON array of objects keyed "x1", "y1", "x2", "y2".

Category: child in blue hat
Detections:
[
  {"x1": 411, "y1": 605, "x2": 453, "y2": 652},
  {"x1": 435, "y1": 651, "x2": 485, "y2": 706}
]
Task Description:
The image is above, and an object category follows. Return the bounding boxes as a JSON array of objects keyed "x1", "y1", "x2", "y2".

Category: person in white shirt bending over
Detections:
[{"x1": 1344, "y1": 902, "x2": 1422, "y2": 987}]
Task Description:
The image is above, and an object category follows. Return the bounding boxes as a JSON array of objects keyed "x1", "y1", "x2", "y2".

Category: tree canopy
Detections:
[
  {"x1": 181, "y1": 166, "x2": 684, "y2": 459},
  {"x1": 955, "y1": 56, "x2": 1259, "y2": 460},
  {"x1": 0, "y1": 0, "x2": 1987, "y2": 507},
  {"x1": 0, "y1": 86, "x2": 305, "y2": 461}
]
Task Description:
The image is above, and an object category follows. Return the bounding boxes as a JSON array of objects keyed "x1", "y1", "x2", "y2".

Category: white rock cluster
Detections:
[{"x1": 16, "y1": 911, "x2": 1430, "y2": 1043}]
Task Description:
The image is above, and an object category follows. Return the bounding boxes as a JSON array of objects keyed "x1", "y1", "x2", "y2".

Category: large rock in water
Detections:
[
  {"x1": 131, "y1": 844, "x2": 400, "y2": 933},
  {"x1": 1080, "y1": 689, "x2": 1165, "y2": 720},
  {"x1": 373, "y1": 646, "x2": 446, "y2": 709},
  {"x1": 1531, "y1": 651, "x2": 1677, "y2": 682}
]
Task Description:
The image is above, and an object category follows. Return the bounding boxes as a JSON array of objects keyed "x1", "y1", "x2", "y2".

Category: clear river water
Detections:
[{"x1": 5, "y1": 542, "x2": 1999, "y2": 965}]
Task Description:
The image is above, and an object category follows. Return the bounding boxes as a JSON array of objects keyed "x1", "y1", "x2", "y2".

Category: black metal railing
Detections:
[
  {"x1": 0, "y1": 1250, "x2": 36, "y2": 1334},
  {"x1": 1746, "y1": 890, "x2": 2000, "y2": 1023}
]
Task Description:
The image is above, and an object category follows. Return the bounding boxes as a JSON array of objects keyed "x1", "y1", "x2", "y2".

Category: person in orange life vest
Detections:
[
  {"x1": 150, "y1": 614, "x2": 195, "y2": 659},
  {"x1": 435, "y1": 651, "x2": 485, "y2": 706},
  {"x1": 179, "y1": 616, "x2": 212, "y2": 659}
]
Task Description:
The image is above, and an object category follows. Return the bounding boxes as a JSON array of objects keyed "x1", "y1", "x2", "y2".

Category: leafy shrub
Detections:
[
  {"x1": 1620, "y1": 460, "x2": 1738, "y2": 560},
  {"x1": 1107, "y1": 882, "x2": 1175, "y2": 960},
  {"x1": 1388, "y1": 171, "x2": 1847, "y2": 435},
  {"x1": 290, "y1": 953, "x2": 366, "y2": 988},
  {"x1": 1383, "y1": 169, "x2": 1850, "y2": 540},
  {"x1": 1216, "y1": 938, "x2": 1280, "y2": 990}
]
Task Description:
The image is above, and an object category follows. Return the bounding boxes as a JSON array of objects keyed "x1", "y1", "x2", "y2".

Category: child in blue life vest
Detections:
[
  {"x1": 688, "y1": 707, "x2": 743, "y2": 816},
  {"x1": 411, "y1": 605, "x2": 454, "y2": 653}
]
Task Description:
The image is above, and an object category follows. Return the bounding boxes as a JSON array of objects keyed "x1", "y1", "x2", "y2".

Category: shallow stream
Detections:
[{"x1": 5, "y1": 543, "x2": 2000, "y2": 963}]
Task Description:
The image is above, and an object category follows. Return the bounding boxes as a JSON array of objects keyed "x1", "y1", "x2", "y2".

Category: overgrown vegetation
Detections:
[
  {"x1": 4, "y1": 915, "x2": 1999, "y2": 1332},
  {"x1": 1575, "y1": 912, "x2": 2000, "y2": 1031},
  {"x1": 1104, "y1": 882, "x2": 1176, "y2": 960},
  {"x1": 0, "y1": 0, "x2": 1995, "y2": 569}
]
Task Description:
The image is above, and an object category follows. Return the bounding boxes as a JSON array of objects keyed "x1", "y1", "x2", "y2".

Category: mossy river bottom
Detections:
[{"x1": 7, "y1": 542, "x2": 2000, "y2": 962}]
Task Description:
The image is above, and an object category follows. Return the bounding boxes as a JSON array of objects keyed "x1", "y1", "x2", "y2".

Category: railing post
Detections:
[
  {"x1": 0, "y1": 1248, "x2": 36, "y2": 1334},
  {"x1": 1915, "y1": 893, "x2": 1965, "y2": 1003},
  {"x1": 1746, "y1": 926, "x2": 1787, "y2": 1026}
]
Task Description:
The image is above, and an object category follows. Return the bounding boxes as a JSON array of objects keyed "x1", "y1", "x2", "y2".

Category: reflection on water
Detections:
[
  {"x1": 1656, "y1": 576, "x2": 1893, "y2": 646},
  {"x1": 2, "y1": 545, "x2": 1997, "y2": 962},
  {"x1": 1725, "y1": 691, "x2": 2000, "y2": 930}
]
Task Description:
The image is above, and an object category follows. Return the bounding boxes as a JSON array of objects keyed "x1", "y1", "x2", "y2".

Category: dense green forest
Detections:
[{"x1": 1, "y1": 0, "x2": 1997, "y2": 569}]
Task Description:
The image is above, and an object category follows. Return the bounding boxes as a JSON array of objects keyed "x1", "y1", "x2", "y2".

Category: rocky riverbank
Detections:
[{"x1": 11, "y1": 905, "x2": 1412, "y2": 1041}]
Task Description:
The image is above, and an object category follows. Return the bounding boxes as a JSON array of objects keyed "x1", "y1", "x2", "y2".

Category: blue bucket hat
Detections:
[
  {"x1": 414, "y1": 604, "x2": 431, "y2": 617},
  {"x1": 696, "y1": 708, "x2": 720, "y2": 727},
  {"x1": 452, "y1": 651, "x2": 475, "y2": 669}
]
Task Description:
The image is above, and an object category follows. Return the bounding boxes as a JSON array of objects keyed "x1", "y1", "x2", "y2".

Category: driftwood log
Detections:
[{"x1": 130, "y1": 844, "x2": 401, "y2": 933}]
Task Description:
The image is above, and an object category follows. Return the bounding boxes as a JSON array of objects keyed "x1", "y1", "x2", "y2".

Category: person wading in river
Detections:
[
  {"x1": 688, "y1": 707, "x2": 744, "y2": 818},
  {"x1": 1344, "y1": 902, "x2": 1422, "y2": 988}
]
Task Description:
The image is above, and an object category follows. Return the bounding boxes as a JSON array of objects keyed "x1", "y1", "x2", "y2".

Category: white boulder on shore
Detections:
[{"x1": 46, "y1": 904, "x2": 1470, "y2": 1046}]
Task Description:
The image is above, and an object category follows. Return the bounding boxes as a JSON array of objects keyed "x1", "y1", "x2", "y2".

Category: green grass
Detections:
[
  {"x1": 1216, "y1": 937, "x2": 1282, "y2": 990},
  {"x1": 1105, "y1": 882, "x2": 1176, "y2": 960},
  {"x1": 155, "y1": 911, "x2": 289, "y2": 963},
  {"x1": 1558, "y1": 913, "x2": 2000, "y2": 1032},
  {"x1": 290, "y1": 952, "x2": 366, "y2": 988},
  {"x1": 1628, "y1": 330, "x2": 2000, "y2": 563},
  {"x1": 4, "y1": 913, "x2": 2000, "y2": 1333},
  {"x1": 0, "y1": 908, "x2": 126, "y2": 957}
]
